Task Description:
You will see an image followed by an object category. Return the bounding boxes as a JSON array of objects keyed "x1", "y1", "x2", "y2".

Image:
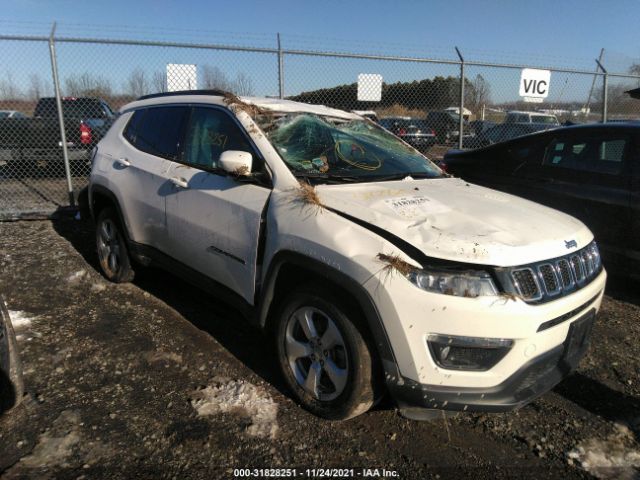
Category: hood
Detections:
[{"x1": 318, "y1": 177, "x2": 593, "y2": 267}]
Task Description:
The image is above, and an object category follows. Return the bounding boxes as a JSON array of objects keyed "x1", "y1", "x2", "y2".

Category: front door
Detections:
[{"x1": 165, "y1": 106, "x2": 271, "y2": 304}]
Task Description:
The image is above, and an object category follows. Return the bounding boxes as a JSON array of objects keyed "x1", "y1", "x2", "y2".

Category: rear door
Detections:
[
  {"x1": 164, "y1": 106, "x2": 271, "y2": 303},
  {"x1": 109, "y1": 105, "x2": 189, "y2": 249},
  {"x1": 523, "y1": 128, "x2": 633, "y2": 257}
]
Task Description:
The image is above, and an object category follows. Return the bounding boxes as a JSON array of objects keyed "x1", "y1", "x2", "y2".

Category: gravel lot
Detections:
[{"x1": 0, "y1": 218, "x2": 639, "y2": 479}]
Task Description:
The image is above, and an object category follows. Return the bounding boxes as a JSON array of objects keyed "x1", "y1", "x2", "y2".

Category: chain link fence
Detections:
[{"x1": 1, "y1": 30, "x2": 639, "y2": 219}]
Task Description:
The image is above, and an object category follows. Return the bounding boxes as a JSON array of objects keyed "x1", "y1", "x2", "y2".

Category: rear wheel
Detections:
[
  {"x1": 275, "y1": 287, "x2": 379, "y2": 420},
  {"x1": 95, "y1": 207, "x2": 134, "y2": 283}
]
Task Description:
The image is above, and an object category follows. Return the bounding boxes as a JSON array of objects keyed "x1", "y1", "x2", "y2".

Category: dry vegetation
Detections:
[
  {"x1": 222, "y1": 92, "x2": 270, "y2": 118},
  {"x1": 376, "y1": 252, "x2": 417, "y2": 278},
  {"x1": 290, "y1": 181, "x2": 325, "y2": 212}
]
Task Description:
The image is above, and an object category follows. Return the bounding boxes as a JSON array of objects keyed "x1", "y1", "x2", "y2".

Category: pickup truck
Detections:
[{"x1": 0, "y1": 97, "x2": 115, "y2": 173}]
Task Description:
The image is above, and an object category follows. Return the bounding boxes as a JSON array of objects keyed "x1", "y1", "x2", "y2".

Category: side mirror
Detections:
[{"x1": 219, "y1": 150, "x2": 253, "y2": 176}]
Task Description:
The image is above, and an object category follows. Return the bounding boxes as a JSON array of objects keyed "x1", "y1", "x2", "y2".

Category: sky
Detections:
[
  {"x1": 2, "y1": 0, "x2": 638, "y2": 67},
  {"x1": 0, "y1": 0, "x2": 639, "y2": 102}
]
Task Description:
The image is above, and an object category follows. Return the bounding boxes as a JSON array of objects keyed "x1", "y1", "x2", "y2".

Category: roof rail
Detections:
[{"x1": 136, "y1": 89, "x2": 229, "y2": 101}]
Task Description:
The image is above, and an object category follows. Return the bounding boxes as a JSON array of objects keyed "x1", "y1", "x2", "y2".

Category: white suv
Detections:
[{"x1": 89, "y1": 90, "x2": 606, "y2": 420}]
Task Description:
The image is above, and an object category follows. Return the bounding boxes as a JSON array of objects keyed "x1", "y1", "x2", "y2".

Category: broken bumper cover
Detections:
[{"x1": 388, "y1": 309, "x2": 595, "y2": 413}]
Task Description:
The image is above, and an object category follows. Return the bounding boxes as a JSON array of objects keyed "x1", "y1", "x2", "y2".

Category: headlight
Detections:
[{"x1": 407, "y1": 269, "x2": 498, "y2": 297}]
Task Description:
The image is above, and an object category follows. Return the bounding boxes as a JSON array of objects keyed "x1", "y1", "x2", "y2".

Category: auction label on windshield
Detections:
[
  {"x1": 233, "y1": 468, "x2": 400, "y2": 478},
  {"x1": 384, "y1": 196, "x2": 449, "y2": 219}
]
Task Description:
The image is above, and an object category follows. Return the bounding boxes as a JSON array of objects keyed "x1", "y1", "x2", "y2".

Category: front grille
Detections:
[
  {"x1": 511, "y1": 268, "x2": 541, "y2": 300},
  {"x1": 500, "y1": 241, "x2": 602, "y2": 304},
  {"x1": 557, "y1": 259, "x2": 573, "y2": 288}
]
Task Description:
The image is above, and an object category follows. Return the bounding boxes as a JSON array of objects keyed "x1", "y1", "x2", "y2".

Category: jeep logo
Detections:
[{"x1": 565, "y1": 240, "x2": 578, "y2": 249}]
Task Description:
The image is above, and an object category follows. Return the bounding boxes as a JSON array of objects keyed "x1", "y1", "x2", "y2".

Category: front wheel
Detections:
[
  {"x1": 275, "y1": 287, "x2": 379, "y2": 420},
  {"x1": 95, "y1": 207, "x2": 135, "y2": 283}
]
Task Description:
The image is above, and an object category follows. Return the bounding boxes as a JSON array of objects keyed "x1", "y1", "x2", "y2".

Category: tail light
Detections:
[
  {"x1": 398, "y1": 128, "x2": 407, "y2": 136},
  {"x1": 439, "y1": 162, "x2": 448, "y2": 173},
  {"x1": 80, "y1": 122, "x2": 92, "y2": 145},
  {"x1": 431, "y1": 129, "x2": 435, "y2": 135}
]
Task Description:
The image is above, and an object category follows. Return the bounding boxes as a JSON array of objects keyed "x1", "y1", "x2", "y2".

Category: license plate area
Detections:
[{"x1": 563, "y1": 309, "x2": 595, "y2": 365}]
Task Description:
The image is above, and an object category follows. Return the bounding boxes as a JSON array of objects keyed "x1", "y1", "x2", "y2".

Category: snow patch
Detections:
[
  {"x1": 191, "y1": 378, "x2": 278, "y2": 439},
  {"x1": 67, "y1": 269, "x2": 87, "y2": 285},
  {"x1": 91, "y1": 283, "x2": 107, "y2": 293},
  {"x1": 8, "y1": 310, "x2": 33, "y2": 329},
  {"x1": 21, "y1": 410, "x2": 81, "y2": 468},
  {"x1": 568, "y1": 423, "x2": 640, "y2": 480},
  {"x1": 8, "y1": 310, "x2": 36, "y2": 341}
]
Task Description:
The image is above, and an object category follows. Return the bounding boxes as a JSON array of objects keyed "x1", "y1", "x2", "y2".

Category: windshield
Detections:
[{"x1": 257, "y1": 113, "x2": 442, "y2": 182}]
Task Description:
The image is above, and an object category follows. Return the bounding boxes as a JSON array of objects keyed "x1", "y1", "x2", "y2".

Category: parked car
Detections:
[
  {"x1": 468, "y1": 122, "x2": 558, "y2": 148},
  {"x1": 504, "y1": 111, "x2": 560, "y2": 125},
  {"x1": 424, "y1": 111, "x2": 471, "y2": 143},
  {"x1": 0, "y1": 110, "x2": 27, "y2": 119},
  {"x1": 468, "y1": 120, "x2": 496, "y2": 136},
  {"x1": 379, "y1": 117, "x2": 437, "y2": 152},
  {"x1": 89, "y1": 90, "x2": 605, "y2": 420},
  {"x1": 0, "y1": 296, "x2": 23, "y2": 414},
  {"x1": 0, "y1": 97, "x2": 115, "y2": 173},
  {"x1": 442, "y1": 123, "x2": 638, "y2": 276}
]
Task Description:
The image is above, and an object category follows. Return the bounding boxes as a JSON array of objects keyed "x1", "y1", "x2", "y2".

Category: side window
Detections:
[
  {"x1": 123, "y1": 109, "x2": 145, "y2": 145},
  {"x1": 183, "y1": 107, "x2": 255, "y2": 170},
  {"x1": 543, "y1": 135, "x2": 627, "y2": 175},
  {"x1": 127, "y1": 106, "x2": 189, "y2": 160}
]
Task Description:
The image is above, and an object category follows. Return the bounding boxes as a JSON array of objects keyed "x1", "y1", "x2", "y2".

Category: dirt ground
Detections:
[{"x1": 0, "y1": 217, "x2": 639, "y2": 480}]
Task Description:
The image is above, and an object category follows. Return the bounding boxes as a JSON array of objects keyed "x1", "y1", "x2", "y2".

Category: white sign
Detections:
[
  {"x1": 167, "y1": 63, "x2": 197, "y2": 92},
  {"x1": 357, "y1": 74, "x2": 383, "y2": 102},
  {"x1": 384, "y1": 196, "x2": 450, "y2": 219},
  {"x1": 519, "y1": 68, "x2": 551, "y2": 100}
]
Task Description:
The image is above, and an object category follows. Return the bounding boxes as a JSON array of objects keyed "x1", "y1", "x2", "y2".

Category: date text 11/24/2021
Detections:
[{"x1": 233, "y1": 468, "x2": 400, "y2": 478}]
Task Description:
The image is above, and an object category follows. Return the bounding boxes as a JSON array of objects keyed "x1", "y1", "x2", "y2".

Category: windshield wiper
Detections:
[
  {"x1": 368, "y1": 172, "x2": 441, "y2": 182},
  {"x1": 294, "y1": 172, "x2": 362, "y2": 184}
]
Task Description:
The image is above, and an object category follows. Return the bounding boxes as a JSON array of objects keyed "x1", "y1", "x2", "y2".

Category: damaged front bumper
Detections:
[{"x1": 388, "y1": 309, "x2": 596, "y2": 413}]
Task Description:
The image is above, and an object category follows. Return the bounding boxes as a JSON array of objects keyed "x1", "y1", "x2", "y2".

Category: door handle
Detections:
[
  {"x1": 115, "y1": 157, "x2": 131, "y2": 167},
  {"x1": 170, "y1": 177, "x2": 189, "y2": 189}
]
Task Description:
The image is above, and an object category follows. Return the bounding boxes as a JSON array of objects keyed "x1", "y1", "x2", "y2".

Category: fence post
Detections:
[
  {"x1": 595, "y1": 58, "x2": 608, "y2": 123},
  {"x1": 48, "y1": 22, "x2": 75, "y2": 207},
  {"x1": 455, "y1": 47, "x2": 465, "y2": 149},
  {"x1": 277, "y1": 33, "x2": 284, "y2": 99}
]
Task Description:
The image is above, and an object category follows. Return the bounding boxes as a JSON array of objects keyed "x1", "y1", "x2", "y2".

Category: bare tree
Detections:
[
  {"x1": 28, "y1": 73, "x2": 46, "y2": 101},
  {"x1": 201, "y1": 65, "x2": 231, "y2": 91},
  {"x1": 233, "y1": 72, "x2": 254, "y2": 96},
  {"x1": 630, "y1": 63, "x2": 640, "y2": 87},
  {"x1": 151, "y1": 71, "x2": 167, "y2": 93},
  {"x1": 466, "y1": 74, "x2": 492, "y2": 117},
  {"x1": 126, "y1": 68, "x2": 150, "y2": 98},
  {"x1": 0, "y1": 72, "x2": 19, "y2": 100},
  {"x1": 65, "y1": 73, "x2": 112, "y2": 98}
]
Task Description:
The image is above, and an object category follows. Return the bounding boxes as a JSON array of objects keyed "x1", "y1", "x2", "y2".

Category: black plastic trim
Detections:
[
  {"x1": 137, "y1": 89, "x2": 228, "y2": 101},
  {"x1": 129, "y1": 242, "x2": 253, "y2": 318},
  {"x1": 537, "y1": 292, "x2": 601, "y2": 332}
]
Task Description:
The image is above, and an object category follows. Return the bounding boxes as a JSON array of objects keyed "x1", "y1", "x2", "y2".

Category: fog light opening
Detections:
[{"x1": 428, "y1": 335, "x2": 514, "y2": 371}]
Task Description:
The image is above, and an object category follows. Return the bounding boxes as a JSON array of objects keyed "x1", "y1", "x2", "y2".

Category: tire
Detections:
[
  {"x1": 0, "y1": 297, "x2": 23, "y2": 413},
  {"x1": 95, "y1": 207, "x2": 135, "y2": 283},
  {"x1": 275, "y1": 286, "x2": 379, "y2": 420}
]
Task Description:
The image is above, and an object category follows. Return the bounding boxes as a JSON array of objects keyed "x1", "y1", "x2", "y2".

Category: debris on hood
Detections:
[
  {"x1": 222, "y1": 92, "x2": 271, "y2": 118},
  {"x1": 376, "y1": 252, "x2": 418, "y2": 279},
  {"x1": 289, "y1": 181, "x2": 325, "y2": 213}
]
